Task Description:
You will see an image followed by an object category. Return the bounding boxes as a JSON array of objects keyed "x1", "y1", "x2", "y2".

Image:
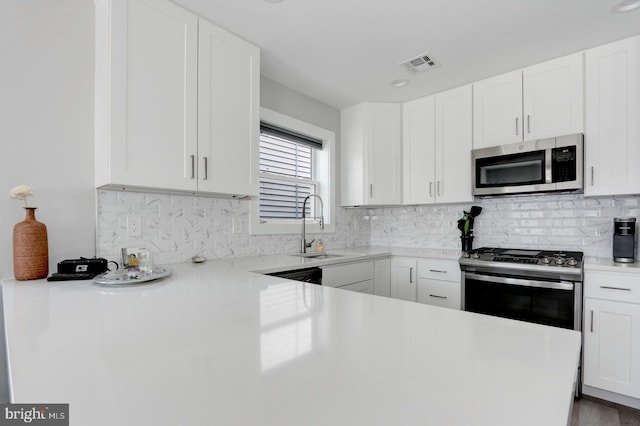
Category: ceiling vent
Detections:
[{"x1": 399, "y1": 52, "x2": 440, "y2": 75}]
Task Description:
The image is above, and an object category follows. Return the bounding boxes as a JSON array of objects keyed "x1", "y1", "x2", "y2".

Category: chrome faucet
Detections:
[{"x1": 301, "y1": 194, "x2": 324, "y2": 253}]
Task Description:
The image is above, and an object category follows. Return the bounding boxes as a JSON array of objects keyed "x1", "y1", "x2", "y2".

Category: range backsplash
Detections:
[
  {"x1": 97, "y1": 190, "x2": 640, "y2": 264},
  {"x1": 369, "y1": 193, "x2": 640, "y2": 258}
]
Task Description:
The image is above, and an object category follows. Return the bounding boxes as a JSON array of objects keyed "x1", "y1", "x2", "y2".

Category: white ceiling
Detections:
[{"x1": 174, "y1": 0, "x2": 640, "y2": 109}]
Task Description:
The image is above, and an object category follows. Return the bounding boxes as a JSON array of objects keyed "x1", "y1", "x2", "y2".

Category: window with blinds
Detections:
[{"x1": 259, "y1": 122, "x2": 322, "y2": 220}]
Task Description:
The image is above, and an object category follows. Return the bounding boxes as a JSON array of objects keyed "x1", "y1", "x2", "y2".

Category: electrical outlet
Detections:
[
  {"x1": 232, "y1": 217, "x2": 241, "y2": 234},
  {"x1": 127, "y1": 216, "x2": 142, "y2": 237}
]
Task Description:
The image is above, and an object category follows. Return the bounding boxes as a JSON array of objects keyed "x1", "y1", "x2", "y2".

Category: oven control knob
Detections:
[
  {"x1": 567, "y1": 258, "x2": 578, "y2": 266},
  {"x1": 471, "y1": 252, "x2": 480, "y2": 259},
  {"x1": 542, "y1": 256, "x2": 551, "y2": 264},
  {"x1": 554, "y1": 258, "x2": 564, "y2": 265}
]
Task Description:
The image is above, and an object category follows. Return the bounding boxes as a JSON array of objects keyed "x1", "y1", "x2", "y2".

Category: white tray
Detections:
[{"x1": 93, "y1": 266, "x2": 173, "y2": 286}]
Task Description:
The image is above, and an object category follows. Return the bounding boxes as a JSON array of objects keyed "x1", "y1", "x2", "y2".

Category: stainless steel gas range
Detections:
[
  {"x1": 459, "y1": 247, "x2": 584, "y2": 396},
  {"x1": 459, "y1": 247, "x2": 583, "y2": 330}
]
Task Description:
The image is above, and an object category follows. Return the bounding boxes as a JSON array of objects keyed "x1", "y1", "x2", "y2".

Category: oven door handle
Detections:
[{"x1": 464, "y1": 272, "x2": 575, "y2": 291}]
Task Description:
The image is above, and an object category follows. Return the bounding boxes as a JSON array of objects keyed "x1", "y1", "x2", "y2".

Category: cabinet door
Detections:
[
  {"x1": 434, "y1": 85, "x2": 473, "y2": 204},
  {"x1": 472, "y1": 70, "x2": 523, "y2": 148},
  {"x1": 583, "y1": 298, "x2": 640, "y2": 399},
  {"x1": 322, "y1": 261, "x2": 374, "y2": 288},
  {"x1": 197, "y1": 19, "x2": 260, "y2": 196},
  {"x1": 522, "y1": 53, "x2": 584, "y2": 141},
  {"x1": 584, "y1": 35, "x2": 640, "y2": 196},
  {"x1": 100, "y1": 0, "x2": 198, "y2": 191},
  {"x1": 402, "y1": 96, "x2": 436, "y2": 204},
  {"x1": 390, "y1": 258, "x2": 416, "y2": 302},
  {"x1": 365, "y1": 103, "x2": 402, "y2": 205},
  {"x1": 374, "y1": 258, "x2": 391, "y2": 297}
]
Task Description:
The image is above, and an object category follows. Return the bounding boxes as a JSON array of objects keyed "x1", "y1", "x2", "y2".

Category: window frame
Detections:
[{"x1": 250, "y1": 108, "x2": 335, "y2": 236}]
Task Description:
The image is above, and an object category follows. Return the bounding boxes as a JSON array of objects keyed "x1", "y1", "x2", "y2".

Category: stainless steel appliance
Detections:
[
  {"x1": 472, "y1": 133, "x2": 583, "y2": 196},
  {"x1": 459, "y1": 247, "x2": 583, "y2": 395},
  {"x1": 613, "y1": 217, "x2": 636, "y2": 263}
]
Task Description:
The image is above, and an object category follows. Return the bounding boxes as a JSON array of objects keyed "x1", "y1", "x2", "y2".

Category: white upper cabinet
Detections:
[
  {"x1": 434, "y1": 85, "x2": 474, "y2": 204},
  {"x1": 472, "y1": 53, "x2": 584, "y2": 149},
  {"x1": 402, "y1": 96, "x2": 436, "y2": 204},
  {"x1": 197, "y1": 19, "x2": 259, "y2": 196},
  {"x1": 402, "y1": 85, "x2": 473, "y2": 205},
  {"x1": 341, "y1": 103, "x2": 402, "y2": 206},
  {"x1": 472, "y1": 70, "x2": 523, "y2": 148},
  {"x1": 95, "y1": 0, "x2": 259, "y2": 197},
  {"x1": 523, "y1": 53, "x2": 584, "y2": 141},
  {"x1": 584, "y1": 35, "x2": 640, "y2": 197}
]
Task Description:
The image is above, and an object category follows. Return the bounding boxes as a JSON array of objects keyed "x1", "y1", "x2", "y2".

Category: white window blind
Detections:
[{"x1": 259, "y1": 123, "x2": 321, "y2": 219}]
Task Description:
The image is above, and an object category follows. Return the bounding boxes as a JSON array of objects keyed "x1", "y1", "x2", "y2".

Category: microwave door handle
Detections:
[
  {"x1": 545, "y1": 148, "x2": 553, "y2": 184},
  {"x1": 464, "y1": 272, "x2": 574, "y2": 291}
]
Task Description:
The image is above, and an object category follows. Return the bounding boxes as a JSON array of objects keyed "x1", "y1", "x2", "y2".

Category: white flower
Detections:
[{"x1": 9, "y1": 184, "x2": 34, "y2": 207}]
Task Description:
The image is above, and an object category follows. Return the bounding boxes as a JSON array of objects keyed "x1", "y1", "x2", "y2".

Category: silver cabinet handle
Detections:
[
  {"x1": 600, "y1": 285, "x2": 631, "y2": 291},
  {"x1": 515, "y1": 117, "x2": 519, "y2": 135},
  {"x1": 429, "y1": 181, "x2": 433, "y2": 197},
  {"x1": 190, "y1": 155, "x2": 195, "y2": 179},
  {"x1": 429, "y1": 269, "x2": 447, "y2": 273},
  {"x1": 590, "y1": 310, "x2": 594, "y2": 333},
  {"x1": 527, "y1": 114, "x2": 531, "y2": 133},
  {"x1": 369, "y1": 184, "x2": 373, "y2": 198},
  {"x1": 437, "y1": 181, "x2": 441, "y2": 196},
  {"x1": 591, "y1": 166, "x2": 595, "y2": 186},
  {"x1": 203, "y1": 156, "x2": 208, "y2": 180},
  {"x1": 409, "y1": 267, "x2": 413, "y2": 284},
  {"x1": 429, "y1": 294, "x2": 447, "y2": 299}
]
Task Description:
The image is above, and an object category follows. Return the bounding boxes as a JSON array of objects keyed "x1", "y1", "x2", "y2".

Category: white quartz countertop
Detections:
[{"x1": 2, "y1": 247, "x2": 581, "y2": 426}]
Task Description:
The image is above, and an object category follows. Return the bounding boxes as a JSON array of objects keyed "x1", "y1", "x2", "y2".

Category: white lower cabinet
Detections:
[
  {"x1": 374, "y1": 258, "x2": 391, "y2": 297},
  {"x1": 321, "y1": 260, "x2": 375, "y2": 294},
  {"x1": 416, "y1": 259, "x2": 461, "y2": 310},
  {"x1": 583, "y1": 271, "x2": 640, "y2": 400},
  {"x1": 390, "y1": 257, "x2": 417, "y2": 302}
]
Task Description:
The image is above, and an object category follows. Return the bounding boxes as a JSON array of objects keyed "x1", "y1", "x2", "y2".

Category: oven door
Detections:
[{"x1": 462, "y1": 272, "x2": 580, "y2": 330}]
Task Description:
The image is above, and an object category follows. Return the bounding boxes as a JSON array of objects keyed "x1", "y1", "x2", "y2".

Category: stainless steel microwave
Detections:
[{"x1": 472, "y1": 134, "x2": 583, "y2": 196}]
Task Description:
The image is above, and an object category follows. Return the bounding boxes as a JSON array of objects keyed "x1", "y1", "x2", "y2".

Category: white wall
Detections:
[{"x1": 0, "y1": 0, "x2": 97, "y2": 279}]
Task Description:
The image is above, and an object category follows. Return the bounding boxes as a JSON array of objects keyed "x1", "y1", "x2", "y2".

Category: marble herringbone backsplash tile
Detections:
[
  {"x1": 97, "y1": 190, "x2": 370, "y2": 265},
  {"x1": 97, "y1": 189, "x2": 640, "y2": 263}
]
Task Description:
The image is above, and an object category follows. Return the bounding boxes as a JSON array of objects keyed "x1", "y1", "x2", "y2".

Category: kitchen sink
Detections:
[{"x1": 290, "y1": 253, "x2": 345, "y2": 259}]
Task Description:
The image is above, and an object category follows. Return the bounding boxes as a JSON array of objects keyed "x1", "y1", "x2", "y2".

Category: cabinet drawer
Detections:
[
  {"x1": 417, "y1": 278, "x2": 461, "y2": 310},
  {"x1": 322, "y1": 261, "x2": 374, "y2": 288},
  {"x1": 584, "y1": 271, "x2": 640, "y2": 304},
  {"x1": 338, "y1": 279, "x2": 374, "y2": 294},
  {"x1": 417, "y1": 259, "x2": 460, "y2": 282}
]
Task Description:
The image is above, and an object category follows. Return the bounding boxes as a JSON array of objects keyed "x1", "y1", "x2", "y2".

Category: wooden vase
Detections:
[{"x1": 13, "y1": 207, "x2": 49, "y2": 280}]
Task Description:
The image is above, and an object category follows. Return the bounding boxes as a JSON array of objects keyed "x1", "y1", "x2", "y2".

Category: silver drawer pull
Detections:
[
  {"x1": 600, "y1": 285, "x2": 631, "y2": 291},
  {"x1": 590, "y1": 310, "x2": 594, "y2": 333},
  {"x1": 429, "y1": 269, "x2": 447, "y2": 273},
  {"x1": 429, "y1": 294, "x2": 447, "y2": 299}
]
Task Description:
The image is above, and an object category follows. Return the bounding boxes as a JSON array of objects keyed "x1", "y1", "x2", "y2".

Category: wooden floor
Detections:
[{"x1": 571, "y1": 396, "x2": 640, "y2": 426}]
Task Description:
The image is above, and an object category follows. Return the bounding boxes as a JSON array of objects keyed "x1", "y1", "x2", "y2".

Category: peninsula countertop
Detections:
[{"x1": 2, "y1": 247, "x2": 581, "y2": 426}]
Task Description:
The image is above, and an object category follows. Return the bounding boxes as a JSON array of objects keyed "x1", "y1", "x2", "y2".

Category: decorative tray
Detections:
[{"x1": 93, "y1": 266, "x2": 173, "y2": 286}]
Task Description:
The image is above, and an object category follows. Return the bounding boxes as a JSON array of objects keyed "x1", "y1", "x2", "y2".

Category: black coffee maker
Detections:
[{"x1": 613, "y1": 218, "x2": 636, "y2": 263}]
